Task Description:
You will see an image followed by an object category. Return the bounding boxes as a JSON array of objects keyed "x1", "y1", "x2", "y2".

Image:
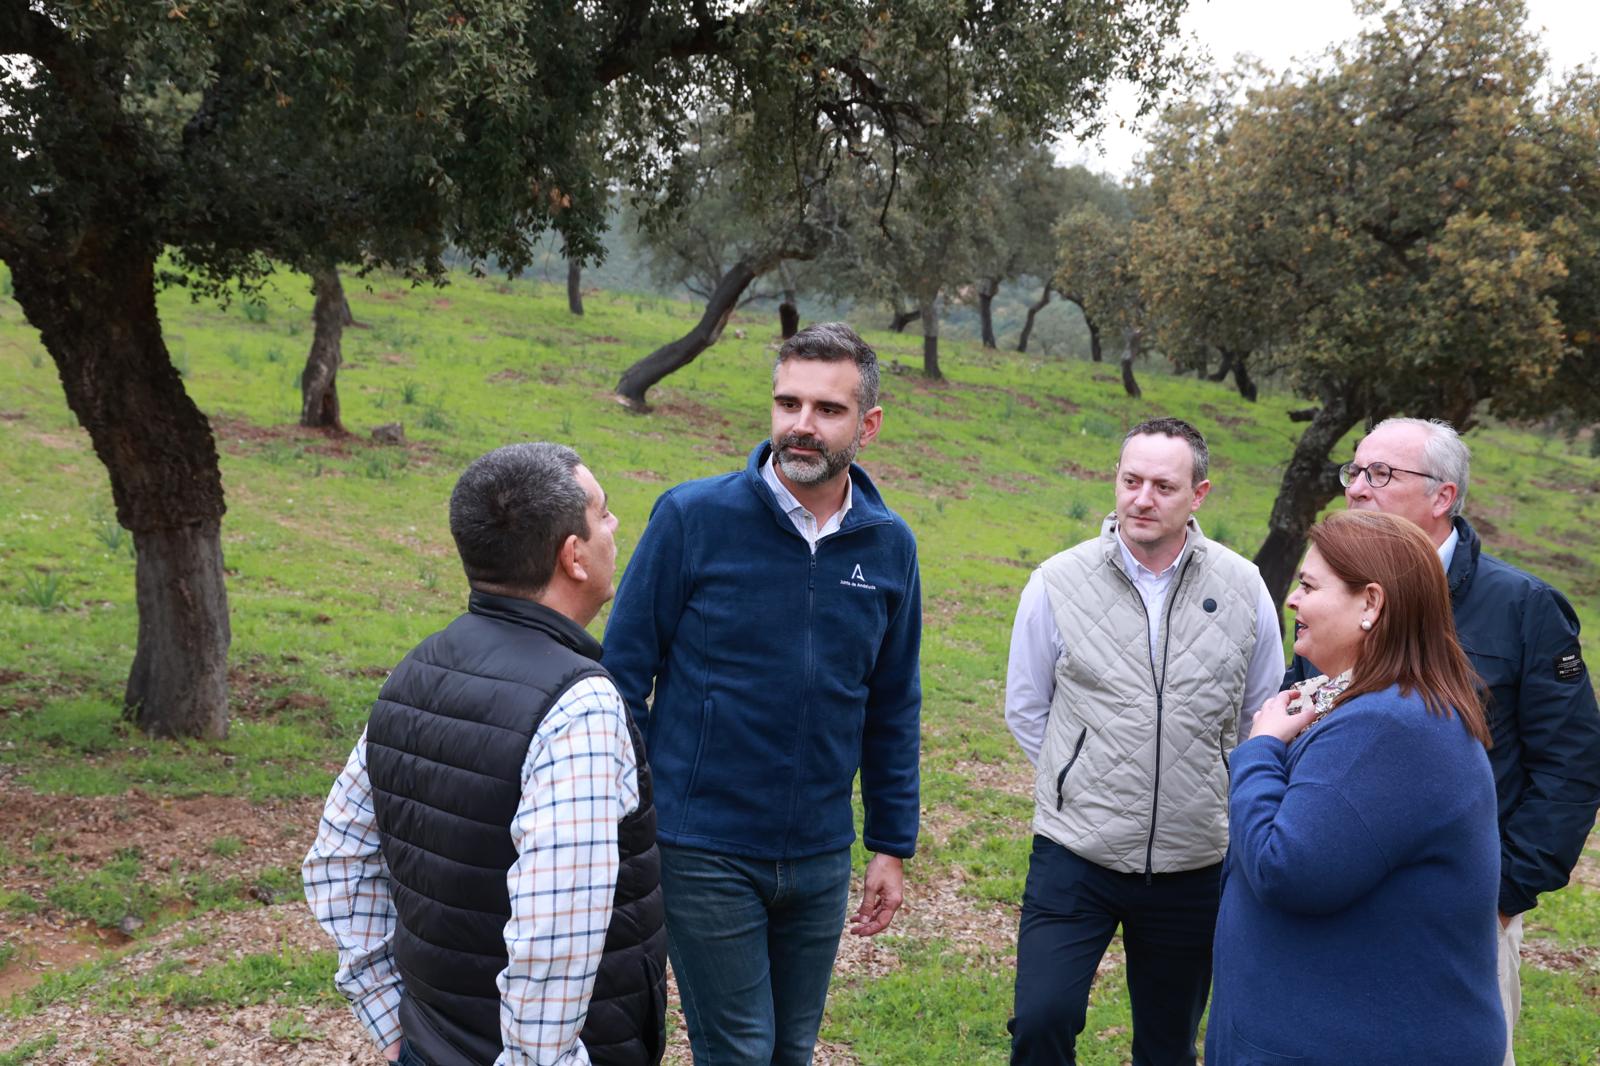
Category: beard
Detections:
[{"x1": 775, "y1": 428, "x2": 861, "y2": 485}]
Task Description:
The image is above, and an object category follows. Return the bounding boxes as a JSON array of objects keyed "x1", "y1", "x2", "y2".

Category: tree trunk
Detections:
[
  {"x1": 889, "y1": 306, "x2": 921, "y2": 333},
  {"x1": 567, "y1": 258, "x2": 584, "y2": 316},
  {"x1": 921, "y1": 300, "x2": 943, "y2": 380},
  {"x1": 1120, "y1": 327, "x2": 1143, "y2": 399},
  {"x1": 779, "y1": 301, "x2": 800, "y2": 338},
  {"x1": 1086, "y1": 316, "x2": 1103, "y2": 363},
  {"x1": 1203, "y1": 348, "x2": 1228, "y2": 382},
  {"x1": 616, "y1": 257, "x2": 762, "y2": 410},
  {"x1": 1016, "y1": 283, "x2": 1052, "y2": 353},
  {"x1": 301, "y1": 267, "x2": 347, "y2": 431},
  {"x1": 1230, "y1": 351, "x2": 1259, "y2": 403},
  {"x1": 978, "y1": 277, "x2": 1000, "y2": 348},
  {"x1": 127, "y1": 521, "x2": 231, "y2": 737},
  {"x1": 1252, "y1": 388, "x2": 1369, "y2": 611},
  {"x1": 8, "y1": 247, "x2": 231, "y2": 738}
]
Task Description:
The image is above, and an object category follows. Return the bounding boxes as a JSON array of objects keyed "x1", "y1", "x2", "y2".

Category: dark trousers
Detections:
[{"x1": 1010, "y1": 835, "x2": 1221, "y2": 1066}]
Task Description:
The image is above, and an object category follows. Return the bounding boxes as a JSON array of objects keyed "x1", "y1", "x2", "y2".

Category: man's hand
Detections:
[
  {"x1": 383, "y1": 1040, "x2": 402, "y2": 1062},
  {"x1": 1499, "y1": 911, "x2": 1513, "y2": 930},
  {"x1": 850, "y1": 854, "x2": 904, "y2": 937}
]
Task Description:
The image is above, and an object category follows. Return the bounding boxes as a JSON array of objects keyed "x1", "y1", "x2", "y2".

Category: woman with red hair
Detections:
[{"x1": 1206, "y1": 510, "x2": 1503, "y2": 1065}]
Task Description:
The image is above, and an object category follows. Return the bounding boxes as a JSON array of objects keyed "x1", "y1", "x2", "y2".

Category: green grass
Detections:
[
  {"x1": 268, "y1": 1011, "x2": 328, "y2": 1042},
  {"x1": 824, "y1": 941, "x2": 1013, "y2": 1064},
  {"x1": 1527, "y1": 881, "x2": 1600, "y2": 947},
  {"x1": 2, "y1": 261, "x2": 1598, "y2": 1060},
  {"x1": 1516, "y1": 966, "x2": 1600, "y2": 1065},
  {"x1": 4, "y1": 944, "x2": 339, "y2": 1020},
  {"x1": 104, "y1": 945, "x2": 340, "y2": 1011},
  {"x1": 823, "y1": 937, "x2": 1161, "y2": 1066},
  {"x1": 0, "y1": 1034, "x2": 58, "y2": 1065},
  {"x1": 7, "y1": 956, "x2": 117, "y2": 1017},
  {"x1": 209, "y1": 835, "x2": 245, "y2": 858},
  {"x1": 4, "y1": 845, "x2": 302, "y2": 933}
]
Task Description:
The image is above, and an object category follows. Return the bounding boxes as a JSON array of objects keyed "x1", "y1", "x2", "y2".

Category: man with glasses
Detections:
[{"x1": 1288, "y1": 416, "x2": 1600, "y2": 1066}]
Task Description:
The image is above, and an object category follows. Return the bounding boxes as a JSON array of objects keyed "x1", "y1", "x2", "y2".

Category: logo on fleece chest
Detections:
[{"x1": 840, "y1": 563, "x2": 878, "y2": 591}]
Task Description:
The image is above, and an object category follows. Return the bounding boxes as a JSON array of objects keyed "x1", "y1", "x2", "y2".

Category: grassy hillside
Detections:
[{"x1": 1, "y1": 263, "x2": 1597, "y2": 1064}]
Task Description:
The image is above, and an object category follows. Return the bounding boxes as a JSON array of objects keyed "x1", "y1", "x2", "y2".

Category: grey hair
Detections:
[
  {"x1": 1372, "y1": 417, "x2": 1471, "y2": 517},
  {"x1": 1122, "y1": 417, "x2": 1210, "y2": 487},
  {"x1": 449, "y1": 442, "x2": 590, "y2": 593},
  {"x1": 772, "y1": 321, "x2": 881, "y2": 412}
]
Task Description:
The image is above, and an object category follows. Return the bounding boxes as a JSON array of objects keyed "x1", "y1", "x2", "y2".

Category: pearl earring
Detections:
[{"x1": 1360, "y1": 618, "x2": 1373, "y2": 631}]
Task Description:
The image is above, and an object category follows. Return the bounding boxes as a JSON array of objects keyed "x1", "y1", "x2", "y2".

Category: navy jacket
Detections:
[
  {"x1": 602, "y1": 442, "x2": 921, "y2": 860},
  {"x1": 1208, "y1": 686, "x2": 1503, "y2": 1065},
  {"x1": 1287, "y1": 516, "x2": 1600, "y2": 916}
]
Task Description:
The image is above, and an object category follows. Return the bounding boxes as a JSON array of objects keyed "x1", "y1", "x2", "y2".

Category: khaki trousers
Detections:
[{"x1": 1497, "y1": 912, "x2": 1524, "y2": 1066}]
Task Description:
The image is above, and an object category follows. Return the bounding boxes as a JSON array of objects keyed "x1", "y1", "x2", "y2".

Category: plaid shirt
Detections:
[{"x1": 303, "y1": 675, "x2": 640, "y2": 1065}]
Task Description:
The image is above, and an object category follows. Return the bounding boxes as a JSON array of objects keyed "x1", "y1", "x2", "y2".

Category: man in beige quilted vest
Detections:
[{"x1": 1005, "y1": 417, "x2": 1284, "y2": 1066}]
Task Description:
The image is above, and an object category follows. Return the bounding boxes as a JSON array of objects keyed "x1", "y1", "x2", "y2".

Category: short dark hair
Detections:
[
  {"x1": 1122, "y1": 417, "x2": 1209, "y2": 486},
  {"x1": 773, "y1": 321, "x2": 881, "y2": 412},
  {"x1": 449, "y1": 442, "x2": 589, "y2": 593}
]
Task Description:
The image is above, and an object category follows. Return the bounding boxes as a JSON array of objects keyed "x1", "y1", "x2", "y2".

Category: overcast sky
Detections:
[{"x1": 1058, "y1": 0, "x2": 1600, "y2": 178}]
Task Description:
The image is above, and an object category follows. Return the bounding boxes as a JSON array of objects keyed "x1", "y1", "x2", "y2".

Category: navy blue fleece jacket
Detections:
[{"x1": 601, "y1": 443, "x2": 921, "y2": 860}]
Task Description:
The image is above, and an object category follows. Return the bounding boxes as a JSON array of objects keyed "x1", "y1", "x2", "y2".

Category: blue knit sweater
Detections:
[
  {"x1": 1206, "y1": 685, "x2": 1503, "y2": 1066},
  {"x1": 601, "y1": 443, "x2": 921, "y2": 860}
]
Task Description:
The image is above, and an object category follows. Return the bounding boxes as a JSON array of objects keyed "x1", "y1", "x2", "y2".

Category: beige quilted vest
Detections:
[{"x1": 1032, "y1": 518, "x2": 1263, "y2": 873}]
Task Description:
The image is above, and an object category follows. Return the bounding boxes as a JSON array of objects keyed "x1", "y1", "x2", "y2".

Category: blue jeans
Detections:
[
  {"x1": 1011, "y1": 836, "x2": 1220, "y2": 1066},
  {"x1": 396, "y1": 1039, "x2": 428, "y2": 1066},
  {"x1": 659, "y1": 843, "x2": 852, "y2": 1065}
]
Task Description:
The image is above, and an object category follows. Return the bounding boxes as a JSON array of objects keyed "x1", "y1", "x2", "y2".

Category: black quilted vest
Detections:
[{"x1": 367, "y1": 591, "x2": 666, "y2": 1066}]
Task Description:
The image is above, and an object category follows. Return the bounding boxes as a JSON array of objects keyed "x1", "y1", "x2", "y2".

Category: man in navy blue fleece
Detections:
[
  {"x1": 1288, "y1": 416, "x2": 1600, "y2": 1066},
  {"x1": 602, "y1": 322, "x2": 921, "y2": 1065}
]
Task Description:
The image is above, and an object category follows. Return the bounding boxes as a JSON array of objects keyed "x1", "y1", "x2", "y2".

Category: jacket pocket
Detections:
[
  {"x1": 682, "y1": 699, "x2": 715, "y2": 802},
  {"x1": 1055, "y1": 728, "x2": 1089, "y2": 811}
]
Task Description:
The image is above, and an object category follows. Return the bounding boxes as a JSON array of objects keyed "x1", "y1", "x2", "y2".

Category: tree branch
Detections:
[
  {"x1": 1, "y1": 0, "x2": 105, "y2": 114},
  {"x1": 833, "y1": 58, "x2": 933, "y2": 135},
  {"x1": 597, "y1": 7, "x2": 737, "y2": 85}
]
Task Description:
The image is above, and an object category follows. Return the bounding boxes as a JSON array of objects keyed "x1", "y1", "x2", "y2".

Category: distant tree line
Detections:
[{"x1": 620, "y1": 0, "x2": 1600, "y2": 612}]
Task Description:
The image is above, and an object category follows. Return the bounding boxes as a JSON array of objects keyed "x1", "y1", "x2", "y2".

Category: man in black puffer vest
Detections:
[{"x1": 304, "y1": 442, "x2": 666, "y2": 1066}]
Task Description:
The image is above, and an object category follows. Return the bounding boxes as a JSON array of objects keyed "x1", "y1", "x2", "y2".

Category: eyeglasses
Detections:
[{"x1": 1338, "y1": 461, "x2": 1440, "y2": 489}]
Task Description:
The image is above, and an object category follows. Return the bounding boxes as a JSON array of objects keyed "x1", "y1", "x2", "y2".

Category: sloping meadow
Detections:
[{"x1": 1, "y1": 266, "x2": 1597, "y2": 1063}]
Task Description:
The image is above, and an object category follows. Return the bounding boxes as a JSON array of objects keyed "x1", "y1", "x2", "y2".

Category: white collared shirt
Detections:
[
  {"x1": 1438, "y1": 525, "x2": 1459, "y2": 572},
  {"x1": 1116, "y1": 533, "x2": 1187, "y2": 662},
  {"x1": 762, "y1": 454, "x2": 853, "y2": 553}
]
